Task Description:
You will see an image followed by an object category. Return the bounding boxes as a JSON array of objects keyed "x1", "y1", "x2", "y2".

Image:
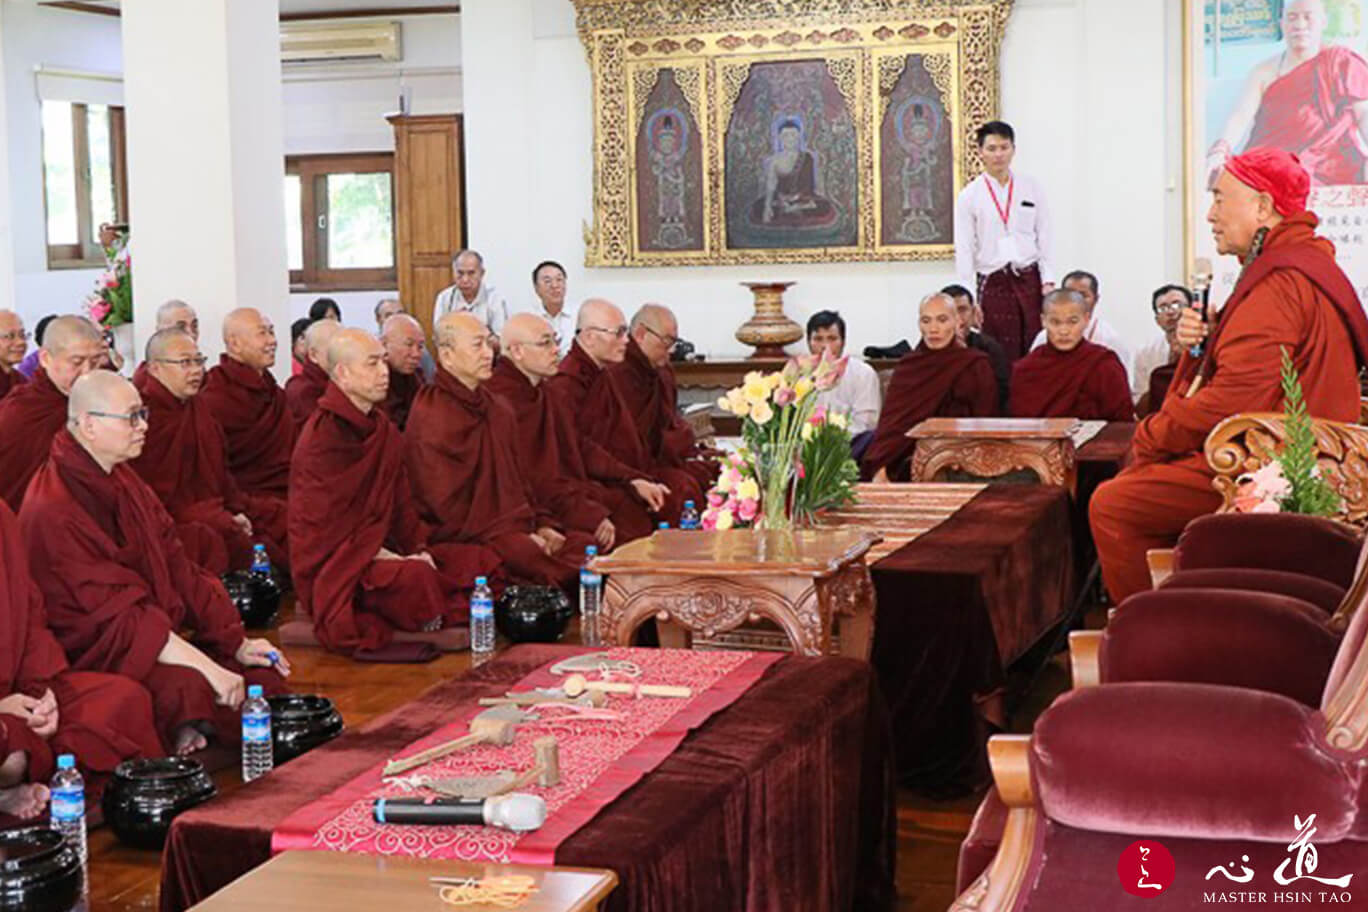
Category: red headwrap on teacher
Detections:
[{"x1": 1223, "y1": 147, "x2": 1311, "y2": 217}]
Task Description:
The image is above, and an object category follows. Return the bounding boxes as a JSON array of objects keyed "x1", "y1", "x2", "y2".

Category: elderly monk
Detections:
[
  {"x1": 1009, "y1": 289, "x2": 1134, "y2": 422},
  {"x1": 549, "y1": 299, "x2": 693, "y2": 523},
  {"x1": 132, "y1": 330, "x2": 289, "y2": 575},
  {"x1": 407, "y1": 313, "x2": 595, "y2": 588},
  {"x1": 379, "y1": 313, "x2": 426, "y2": 430},
  {"x1": 19, "y1": 371, "x2": 290, "y2": 755},
  {"x1": 201, "y1": 308, "x2": 295, "y2": 498},
  {"x1": 488, "y1": 314, "x2": 658, "y2": 549},
  {"x1": 0, "y1": 311, "x2": 27, "y2": 400},
  {"x1": 292, "y1": 330, "x2": 498, "y2": 655},
  {"x1": 156, "y1": 300, "x2": 199, "y2": 341},
  {"x1": 1092, "y1": 148, "x2": 1368, "y2": 602},
  {"x1": 861, "y1": 293, "x2": 998, "y2": 481},
  {"x1": 285, "y1": 319, "x2": 342, "y2": 432},
  {"x1": 0, "y1": 317, "x2": 104, "y2": 510}
]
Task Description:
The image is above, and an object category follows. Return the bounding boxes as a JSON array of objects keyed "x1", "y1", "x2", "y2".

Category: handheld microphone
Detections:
[
  {"x1": 372, "y1": 793, "x2": 547, "y2": 832},
  {"x1": 1188, "y1": 257, "x2": 1213, "y2": 358}
]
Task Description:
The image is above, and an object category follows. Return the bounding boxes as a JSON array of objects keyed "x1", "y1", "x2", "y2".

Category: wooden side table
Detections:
[
  {"x1": 907, "y1": 418, "x2": 1080, "y2": 493},
  {"x1": 591, "y1": 528, "x2": 881, "y2": 659},
  {"x1": 188, "y1": 851, "x2": 618, "y2": 912}
]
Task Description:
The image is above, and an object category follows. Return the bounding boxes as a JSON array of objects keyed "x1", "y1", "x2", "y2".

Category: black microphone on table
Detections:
[{"x1": 372, "y1": 793, "x2": 547, "y2": 832}]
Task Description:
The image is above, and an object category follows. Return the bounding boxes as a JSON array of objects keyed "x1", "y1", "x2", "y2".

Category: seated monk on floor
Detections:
[
  {"x1": 861, "y1": 292, "x2": 998, "y2": 481},
  {"x1": 379, "y1": 313, "x2": 426, "y2": 431},
  {"x1": 1008, "y1": 289, "x2": 1134, "y2": 421},
  {"x1": 20, "y1": 371, "x2": 290, "y2": 754},
  {"x1": 549, "y1": 299, "x2": 695, "y2": 523},
  {"x1": 406, "y1": 313, "x2": 595, "y2": 589},
  {"x1": 0, "y1": 316, "x2": 104, "y2": 510},
  {"x1": 488, "y1": 314, "x2": 659, "y2": 549},
  {"x1": 132, "y1": 329, "x2": 289, "y2": 575},
  {"x1": 285, "y1": 319, "x2": 341, "y2": 432},
  {"x1": 0, "y1": 310, "x2": 28, "y2": 400},
  {"x1": 611, "y1": 304, "x2": 719, "y2": 494},
  {"x1": 133, "y1": 300, "x2": 202, "y2": 387},
  {"x1": 201, "y1": 308, "x2": 295, "y2": 499},
  {"x1": 290, "y1": 329, "x2": 498, "y2": 657},
  {"x1": 0, "y1": 500, "x2": 163, "y2": 821}
]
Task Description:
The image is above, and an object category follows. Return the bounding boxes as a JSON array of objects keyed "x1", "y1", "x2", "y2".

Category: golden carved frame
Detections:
[{"x1": 572, "y1": 0, "x2": 1015, "y2": 267}]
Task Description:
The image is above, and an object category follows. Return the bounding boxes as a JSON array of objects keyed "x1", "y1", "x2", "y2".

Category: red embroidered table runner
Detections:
[{"x1": 271, "y1": 647, "x2": 782, "y2": 864}]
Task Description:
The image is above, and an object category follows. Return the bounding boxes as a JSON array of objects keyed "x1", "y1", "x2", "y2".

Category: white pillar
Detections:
[
  {"x1": 0, "y1": 1, "x2": 17, "y2": 317},
  {"x1": 121, "y1": 0, "x2": 288, "y2": 376}
]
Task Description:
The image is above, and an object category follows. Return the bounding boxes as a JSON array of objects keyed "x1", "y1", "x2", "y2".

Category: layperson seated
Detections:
[
  {"x1": 378, "y1": 313, "x2": 426, "y2": 431},
  {"x1": 289, "y1": 318, "x2": 309, "y2": 377},
  {"x1": 15, "y1": 315, "x2": 56, "y2": 381},
  {"x1": 860, "y1": 292, "x2": 998, "y2": 482},
  {"x1": 1133, "y1": 284, "x2": 1190, "y2": 416},
  {"x1": 943, "y1": 284, "x2": 1011, "y2": 410},
  {"x1": 0, "y1": 310, "x2": 28, "y2": 399},
  {"x1": 807, "y1": 310, "x2": 882, "y2": 459},
  {"x1": 1008, "y1": 289, "x2": 1134, "y2": 422},
  {"x1": 285, "y1": 318, "x2": 341, "y2": 431}
]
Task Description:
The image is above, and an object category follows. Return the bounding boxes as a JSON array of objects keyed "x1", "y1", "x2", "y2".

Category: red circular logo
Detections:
[{"x1": 1118, "y1": 840, "x2": 1175, "y2": 897}]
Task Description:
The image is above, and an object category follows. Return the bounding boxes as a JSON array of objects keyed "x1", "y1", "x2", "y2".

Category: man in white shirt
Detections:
[
  {"x1": 1027, "y1": 270, "x2": 1133, "y2": 387},
  {"x1": 532, "y1": 260, "x2": 577, "y2": 358},
  {"x1": 806, "y1": 311, "x2": 881, "y2": 456},
  {"x1": 433, "y1": 249, "x2": 509, "y2": 337},
  {"x1": 1130, "y1": 284, "x2": 1189, "y2": 409},
  {"x1": 954, "y1": 121, "x2": 1055, "y2": 361}
]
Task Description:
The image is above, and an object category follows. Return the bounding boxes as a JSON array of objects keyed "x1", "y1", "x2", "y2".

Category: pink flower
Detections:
[
  {"x1": 737, "y1": 497, "x2": 758, "y2": 521},
  {"x1": 1250, "y1": 462, "x2": 1291, "y2": 500},
  {"x1": 701, "y1": 508, "x2": 718, "y2": 530},
  {"x1": 774, "y1": 385, "x2": 796, "y2": 407},
  {"x1": 1251, "y1": 499, "x2": 1282, "y2": 514},
  {"x1": 797, "y1": 461, "x2": 806, "y2": 480},
  {"x1": 707, "y1": 492, "x2": 724, "y2": 508},
  {"x1": 809, "y1": 405, "x2": 827, "y2": 426}
]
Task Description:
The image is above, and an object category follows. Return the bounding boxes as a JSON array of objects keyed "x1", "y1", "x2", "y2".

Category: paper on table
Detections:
[{"x1": 1070, "y1": 420, "x2": 1107, "y2": 450}]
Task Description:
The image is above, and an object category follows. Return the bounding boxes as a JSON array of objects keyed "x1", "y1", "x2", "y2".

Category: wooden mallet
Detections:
[
  {"x1": 562, "y1": 674, "x2": 692, "y2": 699},
  {"x1": 383, "y1": 711, "x2": 518, "y2": 777},
  {"x1": 489, "y1": 737, "x2": 560, "y2": 797}
]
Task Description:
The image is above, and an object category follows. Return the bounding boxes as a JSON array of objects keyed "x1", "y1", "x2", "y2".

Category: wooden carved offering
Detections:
[{"x1": 736, "y1": 281, "x2": 803, "y2": 358}]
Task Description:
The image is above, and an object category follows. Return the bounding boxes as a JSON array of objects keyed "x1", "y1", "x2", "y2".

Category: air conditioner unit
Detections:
[{"x1": 281, "y1": 22, "x2": 401, "y2": 64}]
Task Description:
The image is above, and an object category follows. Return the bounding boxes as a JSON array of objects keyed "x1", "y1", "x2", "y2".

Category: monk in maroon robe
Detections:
[
  {"x1": 155, "y1": 300, "x2": 200, "y2": 341},
  {"x1": 200, "y1": 308, "x2": 295, "y2": 498},
  {"x1": 862, "y1": 292, "x2": 998, "y2": 481},
  {"x1": 132, "y1": 329, "x2": 289, "y2": 575},
  {"x1": 1008, "y1": 290, "x2": 1134, "y2": 421},
  {"x1": 21, "y1": 371, "x2": 290, "y2": 754},
  {"x1": 406, "y1": 313, "x2": 595, "y2": 589},
  {"x1": 489, "y1": 314, "x2": 658, "y2": 549},
  {"x1": 0, "y1": 499, "x2": 162, "y2": 821},
  {"x1": 0, "y1": 310, "x2": 27, "y2": 401},
  {"x1": 292, "y1": 330, "x2": 499, "y2": 655},
  {"x1": 379, "y1": 313, "x2": 426, "y2": 431},
  {"x1": 548, "y1": 299, "x2": 691, "y2": 523},
  {"x1": 285, "y1": 319, "x2": 340, "y2": 432},
  {"x1": 0, "y1": 317, "x2": 104, "y2": 510}
]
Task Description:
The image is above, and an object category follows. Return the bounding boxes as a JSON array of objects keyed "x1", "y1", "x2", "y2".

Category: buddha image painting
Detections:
[{"x1": 751, "y1": 117, "x2": 838, "y2": 228}]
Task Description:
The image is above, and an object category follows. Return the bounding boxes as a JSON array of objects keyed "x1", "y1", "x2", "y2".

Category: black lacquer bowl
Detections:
[
  {"x1": 221, "y1": 569, "x2": 282, "y2": 629},
  {"x1": 102, "y1": 757, "x2": 217, "y2": 850},
  {"x1": 268, "y1": 694, "x2": 344, "y2": 766},
  {"x1": 495, "y1": 585, "x2": 574, "y2": 643},
  {"x1": 0, "y1": 826, "x2": 82, "y2": 912}
]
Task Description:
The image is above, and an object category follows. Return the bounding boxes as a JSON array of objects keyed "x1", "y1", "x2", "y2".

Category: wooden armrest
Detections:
[
  {"x1": 955, "y1": 736, "x2": 1041, "y2": 911},
  {"x1": 1068, "y1": 630, "x2": 1102, "y2": 689},
  {"x1": 1147, "y1": 548, "x2": 1175, "y2": 588},
  {"x1": 987, "y1": 735, "x2": 1034, "y2": 809}
]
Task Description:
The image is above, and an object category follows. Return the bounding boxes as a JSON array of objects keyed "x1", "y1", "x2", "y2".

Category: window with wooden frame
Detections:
[
  {"x1": 41, "y1": 100, "x2": 128, "y2": 268},
  {"x1": 286, "y1": 153, "x2": 397, "y2": 292}
]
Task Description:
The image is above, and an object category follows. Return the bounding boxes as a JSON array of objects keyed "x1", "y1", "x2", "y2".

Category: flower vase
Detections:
[{"x1": 754, "y1": 442, "x2": 797, "y2": 532}]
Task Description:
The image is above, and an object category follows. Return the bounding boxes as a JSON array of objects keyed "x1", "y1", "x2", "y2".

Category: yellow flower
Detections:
[
  {"x1": 793, "y1": 377, "x2": 814, "y2": 400},
  {"x1": 743, "y1": 371, "x2": 765, "y2": 388},
  {"x1": 724, "y1": 389, "x2": 750, "y2": 418},
  {"x1": 743, "y1": 378, "x2": 769, "y2": 404},
  {"x1": 764, "y1": 372, "x2": 783, "y2": 391},
  {"x1": 717, "y1": 472, "x2": 735, "y2": 494},
  {"x1": 750, "y1": 400, "x2": 774, "y2": 425},
  {"x1": 715, "y1": 509, "x2": 734, "y2": 531},
  {"x1": 737, "y1": 478, "x2": 759, "y2": 501},
  {"x1": 801, "y1": 422, "x2": 815, "y2": 442},
  {"x1": 716, "y1": 395, "x2": 732, "y2": 414},
  {"x1": 829, "y1": 411, "x2": 848, "y2": 429}
]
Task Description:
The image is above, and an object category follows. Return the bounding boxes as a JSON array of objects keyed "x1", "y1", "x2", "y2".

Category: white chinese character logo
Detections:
[{"x1": 1274, "y1": 814, "x2": 1353, "y2": 888}]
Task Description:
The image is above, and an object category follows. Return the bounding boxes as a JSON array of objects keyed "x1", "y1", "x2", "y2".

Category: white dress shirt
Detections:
[
  {"x1": 1029, "y1": 313, "x2": 1133, "y2": 387},
  {"x1": 434, "y1": 282, "x2": 509, "y2": 336},
  {"x1": 535, "y1": 301, "x2": 578, "y2": 358},
  {"x1": 1130, "y1": 335, "x2": 1177, "y2": 403},
  {"x1": 954, "y1": 171, "x2": 1055, "y2": 287},
  {"x1": 814, "y1": 356, "x2": 882, "y2": 435}
]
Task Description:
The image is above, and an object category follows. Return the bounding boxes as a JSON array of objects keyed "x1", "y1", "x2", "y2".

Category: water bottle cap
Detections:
[
  {"x1": 254, "y1": 544, "x2": 265, "y2": 551},
  {"x1": 585, "y1": 545, "x2": 598, "y2": 556},
  {"x1": 684, "y1": 500, "x2": 695, "y2": 508},
  {"x1": 658, "y1": 522, "x2": 670, "y2": 529},
  {"x1": 247, "y1": 685, "x2": 263, "y2": 699},
  {"x1": 475, "y1": 576, "x2": 487, "y2": 586},
  {"x1": 57, "y1": 754, "x2": 75, "y2": 770}
]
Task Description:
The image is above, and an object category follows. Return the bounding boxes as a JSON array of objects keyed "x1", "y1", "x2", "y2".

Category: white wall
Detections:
[{"x1": 462, "y1": 0, "x2": 1179, "y2": 359}]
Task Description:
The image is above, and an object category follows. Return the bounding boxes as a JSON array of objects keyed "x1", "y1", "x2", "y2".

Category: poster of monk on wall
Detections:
[{"x1": 1191, "y1": 0, "x2": 1368, "y2": 303}]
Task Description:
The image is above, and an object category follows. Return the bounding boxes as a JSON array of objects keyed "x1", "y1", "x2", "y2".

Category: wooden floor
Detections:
[{"x1": 81, "y1": 609, "x2": 1080, "y2": 912}]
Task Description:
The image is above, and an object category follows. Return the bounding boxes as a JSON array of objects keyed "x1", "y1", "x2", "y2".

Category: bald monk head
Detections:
[
  {"x1": 1209, "y1": 164, "x2": 1288, "y2": 260},
  {"x1": 628, "y1": 304, "x2": 679, "y2": 369},
  {"x1": 1040, "y1": 289, "x2": 1091, "y2": 354},
  {"x1": 380, "y1": 313, "x2": 426, "y2": 377},
  {"x1": 145, "y1": 329, "x2": 206, "y2": 401},
  {"x1": 501, "y1": 313, "x2": 560, "y2": 384},
  {"x1": 434, "y1": 312, "x2": 494, "y2": 391},
  {"x1": 374, "y1": 298, "x2": 404, "y2": 332},
  {"x1": 67, "y1": 370, "x2": 147, "y2": 472},
  {"x1": 303, "y1": 318, "x2": 342, "y2": 370},
  {"x1": 222, "y1": 308, "x2": 277, "y2": 372},
  {"x1": 327, "y1": 329, "x2": 389, "y2": 413},
  {"x1": 155, "y1": 300, "x2": 199, "y2": 342},
  {"x1": 0, "y1": 310, "x2": 26, "y2": 371},
  {"x1": 575, "y1": 299, "x2": 629, "y2": 368},
  {"x1": 917, "y1": 293, "x2": 960, "y2": 352},
  {"x1": 39, "y1": 316, "x2": 105, "y2": 395}
]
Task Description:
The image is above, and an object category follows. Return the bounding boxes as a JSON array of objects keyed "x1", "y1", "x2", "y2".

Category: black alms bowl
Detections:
[
  {"x1": 268, "y1": 694, "x2": 344, "y2": 765},
  {"x1": 221, "y1": 570, "x2": 282, "y2": 629},
  {"x1": 0, "y1": 826, "x2": 81, "y2": 912},
  {"x1": 494, "y1": 585, "x2": 574, "y2": 643},
  {"x1": 102, "y1": 757, "x2": 217, "y2": 850}
]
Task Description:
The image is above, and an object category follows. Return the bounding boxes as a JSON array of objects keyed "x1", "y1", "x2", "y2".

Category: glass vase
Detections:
[{"x1": 754, "y1": 442, "x2": 797, "y2": 532}]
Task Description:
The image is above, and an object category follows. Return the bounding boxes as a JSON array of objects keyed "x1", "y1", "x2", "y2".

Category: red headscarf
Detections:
[{"x1": 1224, "y1": 147, "x2": 1310, "y2": 217}]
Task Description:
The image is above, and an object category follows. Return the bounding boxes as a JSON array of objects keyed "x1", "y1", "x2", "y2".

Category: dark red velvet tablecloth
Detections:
[{"x1": 159, "y1": 644, "x2": 895, "y2": 912}]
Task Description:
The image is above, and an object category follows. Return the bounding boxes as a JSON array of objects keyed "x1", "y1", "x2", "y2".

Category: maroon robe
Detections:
[
  {"x1": 19, "y1": 432, "x2": 286, "y2": 747},
  {"x1": 1008, "y1": 340, "x2": 1134, "y2": 422},
  {"x1": 1246, "y1": 46, "x2": 1368, "y2": 186},
  {"x1": 610, "y1": 338, "x2": 718, "y2": 492},
  {"x1": 380, "y1": 368, "x2": 422, "y2": 431},
  {"x1": 291, "y1": 382, "x2": 500, "y2": 654},
  {"x1": 200, "y1": 355, "x2": 295, "y2": 498},
  {"x1": 548, "y1": 341, "x2": 700, "y2": 523},
  {"x1": 405, "y1": 367, "x2": 594, "y2": 589},
  {"x1": 0, "y1": 500, "x2": 162, "y2": 800},
  {"x1": 0, "y1": 368, "x2": 67, "y2": 511},
  {"x1": 131, "y1": 370, "x2": 289, "y2": 576},
  {"x1": 0, "y1": 368, "x2": 25, "y2": 401},
  {"x1": 486, "y1": 359, "x2": 653, "y2": 543},
  {"x1": 861, "y1": 344, "x2": 998, "y2": 480},
  {"x1": 285, "y1": 360, "x2": 328, "y2": 433}
]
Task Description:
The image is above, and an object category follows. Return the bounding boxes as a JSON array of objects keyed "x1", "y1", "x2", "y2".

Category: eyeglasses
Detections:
[
  {"x1": 1153, "y1": 301, "x2": 1188, "y2": 315},
  {"x1": 155, "y1": 356, "x2": 208, "y2": 368},
  {"x1": 0, "y1": 331, "x2": 29, "y2": 342},
  {"x1": 643, "y1": 324, "x2": 679, "y2": 348},
  {"x1": 87, "y1": 408, "x2": 149, "y2": 428},
  {"x1": 580, "y1": 325, "x2": 628, "y2": 339}
]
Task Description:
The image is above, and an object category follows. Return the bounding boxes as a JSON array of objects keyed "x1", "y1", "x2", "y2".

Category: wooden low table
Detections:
[
  {"x1": 907, "y1": 417, "x2": 1082, "y2": 493},
  {"x1": 591, "y1": 528, "x2": 880, "y2": 658},
  {"x1": 188, "y1": 851, "x2": 617, "y2": 911}
]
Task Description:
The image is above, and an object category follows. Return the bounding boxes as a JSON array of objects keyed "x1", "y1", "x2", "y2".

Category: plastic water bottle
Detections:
[
  {"x1": 580, "y1": 546, "x2": 603, "y2": 647},
  {"x1": 50, "y1": 755, "x2": 86, "y2": 865},
  {"x1": 250, "y1": 543, "x2": 271, "y2": 577},
  {"x1": 679, "y1": 500, "x2": 700, "y2": 530},
  {"x1": 471, "y1": 576, "x2": 495, "y2": 661},
  {"x1": 241, "y1": 684, "x2": 273, "y2": 782}
]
